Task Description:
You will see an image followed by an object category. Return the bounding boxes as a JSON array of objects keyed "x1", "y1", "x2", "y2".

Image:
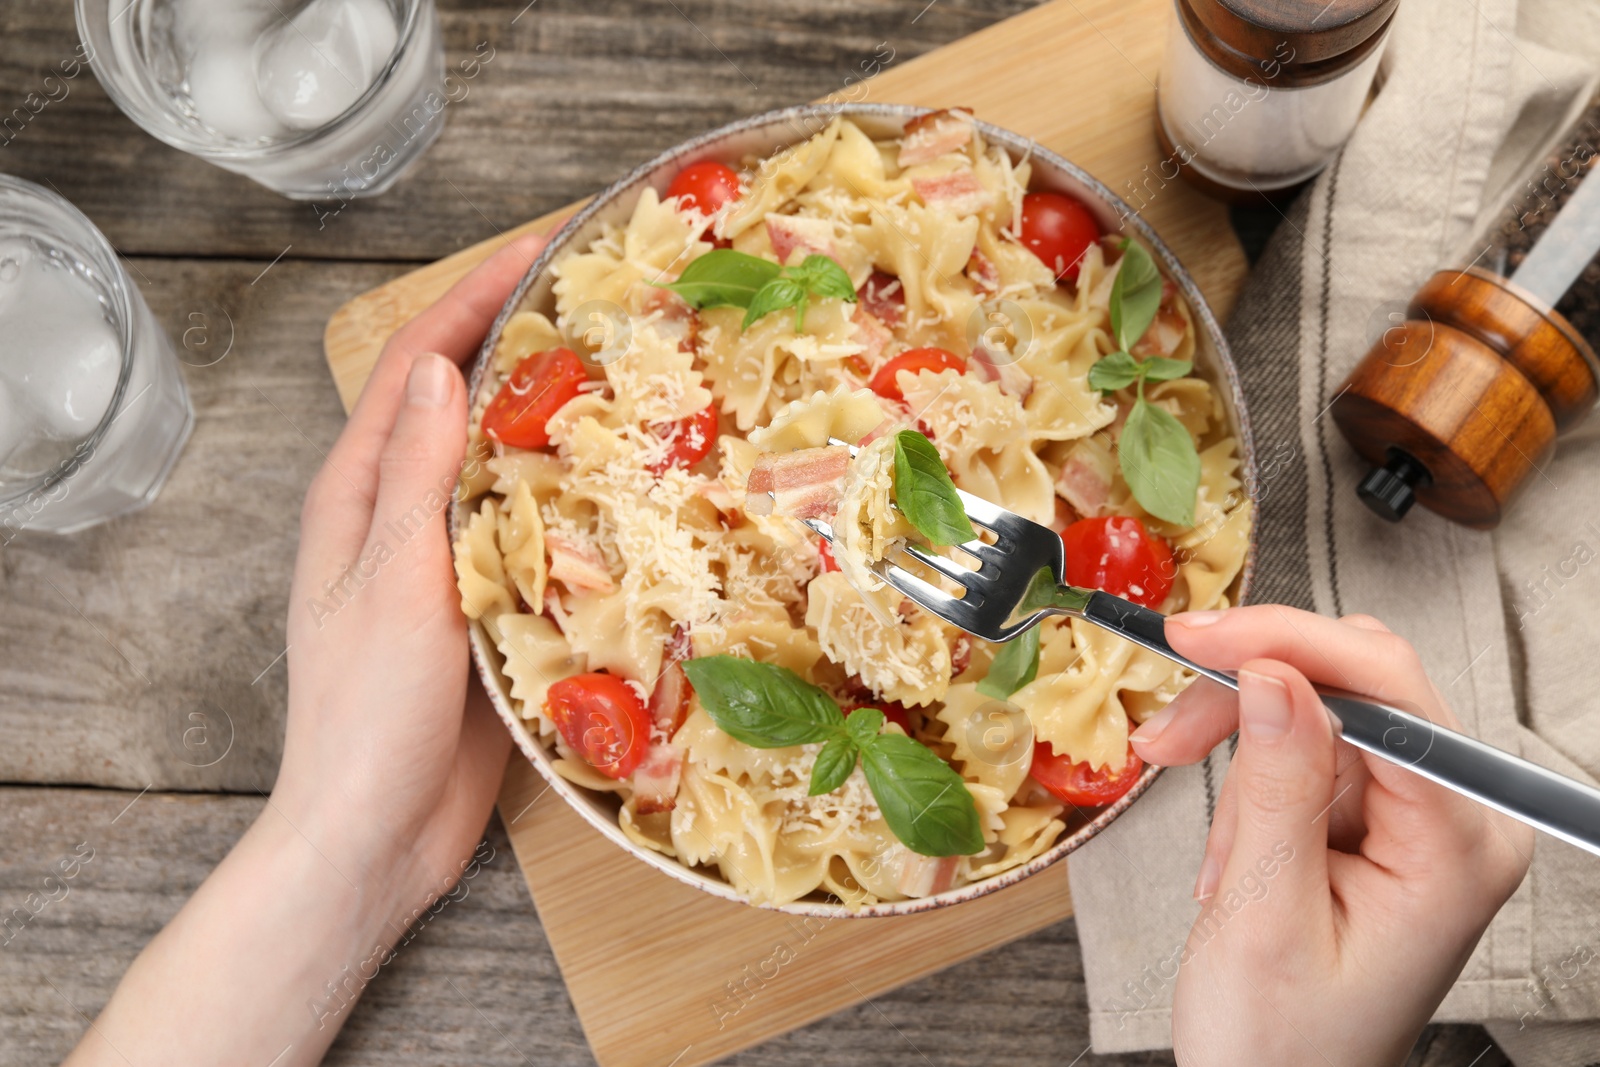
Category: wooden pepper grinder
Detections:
[{"x1": 1331, "y1": 172, "x2": 1600, "y2": 530}]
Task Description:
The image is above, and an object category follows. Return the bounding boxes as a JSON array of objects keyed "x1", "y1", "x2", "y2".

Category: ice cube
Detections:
[
  {"x1": 188, "y1": 39, "x2": 284, "y2": 141},
  {"x1": 255, "y1": 0, "x2": 399, "y2": 131},
  {"x1": 0, "y1": 237, "x2": 122, "y2": 444}
]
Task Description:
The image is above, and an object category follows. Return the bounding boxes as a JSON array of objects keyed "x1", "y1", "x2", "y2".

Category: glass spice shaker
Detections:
[{"x1": 1153, "y1": 0, "x2": 1398, "y2": 200}]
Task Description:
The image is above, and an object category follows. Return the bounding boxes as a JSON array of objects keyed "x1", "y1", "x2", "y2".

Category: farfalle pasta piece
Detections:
[
  {"x1": 498, "y1": 480, "x2": 548, "y2": 611},
  {"x1": 453, "y1": 498, "x2": 515, "y2": 621},
  {"x1": 722, "y1": 119, "x2": 842, "y2": 237},
  {"x1": 496, "y1": 612, "x2": 585, "y2": 731},
  {"x1": 805, "y1": 571, "x2": 951, "y2": 707}
]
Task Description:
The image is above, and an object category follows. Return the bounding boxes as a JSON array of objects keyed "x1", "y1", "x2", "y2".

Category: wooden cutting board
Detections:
[{"x1": 323, "y1": 2, "x2": 1247, "y2": 1064}]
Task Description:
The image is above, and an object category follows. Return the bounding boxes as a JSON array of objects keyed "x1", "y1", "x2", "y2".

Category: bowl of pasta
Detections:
[{"x1": 451, "y1": 103, "x2": 1256, "y2": 916}]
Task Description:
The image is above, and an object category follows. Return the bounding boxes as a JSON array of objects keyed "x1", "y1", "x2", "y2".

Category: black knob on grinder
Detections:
[{"x1": 1357, "y1": 450, "x2": 1432, "y2": 522}]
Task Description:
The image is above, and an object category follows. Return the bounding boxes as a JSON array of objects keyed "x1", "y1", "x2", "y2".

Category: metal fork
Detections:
[{"x1": 806, "y1": 441, "x2": 1600, "y2": 857}]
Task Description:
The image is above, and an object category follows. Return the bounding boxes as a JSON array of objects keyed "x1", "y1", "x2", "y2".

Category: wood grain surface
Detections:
[{"x1": 0, "y1": 0, "x2": 1510, "y2": 1063}]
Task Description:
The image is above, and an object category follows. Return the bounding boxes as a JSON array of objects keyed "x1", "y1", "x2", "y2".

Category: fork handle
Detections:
[{"x1": 1081, "y1": 591, "x2": 1600, "y2": 858}]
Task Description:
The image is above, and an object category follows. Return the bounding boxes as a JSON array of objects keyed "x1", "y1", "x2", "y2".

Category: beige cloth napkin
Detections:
[{"x1": 1068, "y1": 0, "x2": 1600, "y2": 1062}]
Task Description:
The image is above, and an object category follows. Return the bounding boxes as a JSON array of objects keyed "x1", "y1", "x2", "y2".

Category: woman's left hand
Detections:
[
  {"x1": 68, "y1": 231, "x2": 545, "y2": 1067},
  {"x1": 273, "y1": 230, "x2": 545, "y2": 893}
]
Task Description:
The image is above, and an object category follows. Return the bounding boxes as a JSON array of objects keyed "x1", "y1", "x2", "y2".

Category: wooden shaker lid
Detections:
[
  {"x1": 1331, "y1": 268, "x2": 1598, "y2": 529},
  {"x1": 1180, "y1": 0, "x2": 1398, "y2": 86}
]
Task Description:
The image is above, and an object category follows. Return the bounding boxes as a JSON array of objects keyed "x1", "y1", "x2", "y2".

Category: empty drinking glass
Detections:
[
  {"x1": 77, "y1": 0, "x2": 447, "y2": 200},
  {"x1": 0, "y1": 175, "x2": 193, "y2": 535}
]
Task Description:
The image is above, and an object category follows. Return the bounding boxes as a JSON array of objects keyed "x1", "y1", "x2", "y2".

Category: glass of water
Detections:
[
  {"x1": 77, "y1": 0, "x2": 446, "y2": 200},
  {"x1": 0, "y1": 175, "x2": 193, "y2": 535}
]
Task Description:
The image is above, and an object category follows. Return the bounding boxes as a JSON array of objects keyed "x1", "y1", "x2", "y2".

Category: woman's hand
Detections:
[
  {"x1": 1130, "y1": 606, "x2": 1532, "y2": 1067},
  {"x1": 68, "y1": 232, "x2": 544, "y2": 1067},
  {"x1": 274, "y1": 230, "x2": 545, "y2": 894}
]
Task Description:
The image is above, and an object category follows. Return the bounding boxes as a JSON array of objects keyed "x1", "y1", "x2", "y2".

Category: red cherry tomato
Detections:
[
  {"x1": 868, "y1": 347, "x2": 966, "y2": 401},
  {"x1": 1061, "y1": 515, "x2": 1175, "y2": 609},
  {"x1": 648, "y1": 403, "x2": 718, "y2": 474},
  {"x1": 817, "y1": 538, "x2": 840, "y2": 573},
  {"x1": 844, "y1": 701, "x2": 913, "y2": 735},
  {"x1": 666, "y1": 161, "x2": 741, "y2": 216},
  {"x1": 1020, "y1": 192, "x2": 1100, "y2": 283},
  {"x1": 545, "y1": 673, "x2": 652, "y2": 779},
  {"x1": 481, "y1": 347, "x2": 589, "y2": 450},
  {"x1": 1030, "y1": 741, "x2": 1144, "y2": 807}
]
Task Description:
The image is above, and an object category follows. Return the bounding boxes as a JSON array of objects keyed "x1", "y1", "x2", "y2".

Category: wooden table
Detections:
[{"x1": 0, "y1": 2, "x2": 1511, "y2": 1063}]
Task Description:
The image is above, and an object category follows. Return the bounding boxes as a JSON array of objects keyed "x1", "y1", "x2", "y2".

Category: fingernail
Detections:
[
  {"x1": 1193, "y1": 854, "x2": 1220, "y2": 900},
  {"x1": 1171, "y1": 610, "x2": 1224, "y2": 628},
  {"x1": 1239, "y1": 669, "x2": 1292, "y2": 741},
  {"x1": 1130, "y1": 701, "x2": 1179, "y2": 746},
  {"x1": 407, "y1": 354, "x2": 453, "y2": 408}
]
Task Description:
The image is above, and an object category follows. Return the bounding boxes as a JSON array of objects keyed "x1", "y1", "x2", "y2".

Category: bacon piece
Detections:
[
  {"x1": 950, "y1": 634, "x2": 972, "y2": 677},
  {"x1": 898, "y1": 108, "x2": 975, "y2": 167},
  {"x1": 638, "y1": 285, "x2": 699, "y2": 354},
  {"x1": 649, "y1": 656, "x2": 692, "y2": 738},
  {"x1": 546, "y1": 532, "x2": 615, "y2": 594},
  {"x1": 896, "y1": 853, "x2": 962, "y2": 898},
  {"x1": 850, "y1": 305, "x2": 893, "y2": 369},
  {"x1": 911, "y1": 171, "x2": 990, "y2": 215},
  {"x1": 766, "y1": 214, "x2": 834, "y2": 265},
  {"x1": 664, "y1": 623, "x2": 694, "y2": 668},
  {"x1": 1053, "y1": 497, "x2": 1080, "y2": 533},
  {"x1": 860, "y1": 270, "x2": 905, "y2": 329},
  {"x1": 744, "y1": 446, "x2": 850, "y2": 520},
  {"x1": 969, "y1": 343, "x2": 1033, "y2": 401},
  {"x1": 966, "y1": 249, "x2": 999, "y2": 296},
  {"x1": 1055, "y1": 441, "x2": 1115, "y2": 518},
  {"x1": 632, "y1": 744, "x2": 683, "y2": 815},
  {"x1": 1131, "y1": 281, "x2": 1187, "y2": 358}
]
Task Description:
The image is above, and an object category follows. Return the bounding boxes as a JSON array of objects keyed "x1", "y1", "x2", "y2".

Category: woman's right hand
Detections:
[{"x1": 1130, "y1": 606, "x2": 1532, "y2": 1067}]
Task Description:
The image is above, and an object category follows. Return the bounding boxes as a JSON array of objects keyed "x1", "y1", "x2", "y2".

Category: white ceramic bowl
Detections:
[{"x1": 457, "y1": 103, "x2": 1259, "y2": 917}]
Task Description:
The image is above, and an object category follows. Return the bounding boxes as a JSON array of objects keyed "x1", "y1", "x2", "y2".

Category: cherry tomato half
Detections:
[
  {"x1": 868, "y1": 346, "x2": 966, "y2": 401},
  {"x1": 1020, "y1": 192, "x2": 1100, "y2": 283},
  {"x1": 1030, "y1": 741, "x2": 1144, "y2": 807},
  {"x1": 817, "y1": 538, "x2": 840, "y2": 573},
  {"x1": 844, "y1": 701, "x2": 913, "y2": 735},
  {"x1": 481, "y1": 347, "x2": 589, "y2": 450},
  {"x1": 1061, "y1": 515, "x2": 1175, "y2": 609},
  {"x1": 545, "y1": 673, "x2": 652, "y2": 779},
  {"x1": 648, "y1": 403, "x2": 718, "y2": 475},
  {"x1": 666, "y1": 161, "x2": 742, "y2": 217}
]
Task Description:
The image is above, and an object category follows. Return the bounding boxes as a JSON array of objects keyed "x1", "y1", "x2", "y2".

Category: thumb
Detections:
[
  {"x1": 1213, "y1": 660, "x2": 1334, "y2": 930},
  {"x1": 363, "y1": 354, "x2": 467, "y2": 571}
]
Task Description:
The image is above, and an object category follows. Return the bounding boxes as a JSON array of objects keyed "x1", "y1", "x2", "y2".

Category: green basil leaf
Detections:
[
  {"x1": 1110, "y1": 240, "x2": 1163, "y2": 352},
  {"x1": 1119, "y1": 397, "x2": 1201, "y2": 527},
  {"x1": 793, "y1": 254, "x2": 858, "y2": 303},
  {"x1": 742, "y1": 277, "x2": 807, "y2": 330},
  {"x1": 859, "y1": 734, "x2": 984, "y2": 857},
  {"x1": 1140, "y1": 357, "x2": 1192, "y2": 382},
  {"x1": 662, "y1": 249, "x2": 781, "y2": 310},
  {"x1": 682, "y1": 655, "x2": 845, "y2": 748},
  {"x1": 975, "y1": 624, "x2": 1040, "y2": 699},
  {"x1": 845, "y1": 707, "x2": 887, "y2": 743},
  {"x1": 808, "y1": 736, "x2": 859, "y2": 796},
  {"x1": 1086, "y1": 351, "x2": 1141, "y2": 394},
  {"x1": 892, "y1": 430, "x2": 978, "y2": 547}
]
